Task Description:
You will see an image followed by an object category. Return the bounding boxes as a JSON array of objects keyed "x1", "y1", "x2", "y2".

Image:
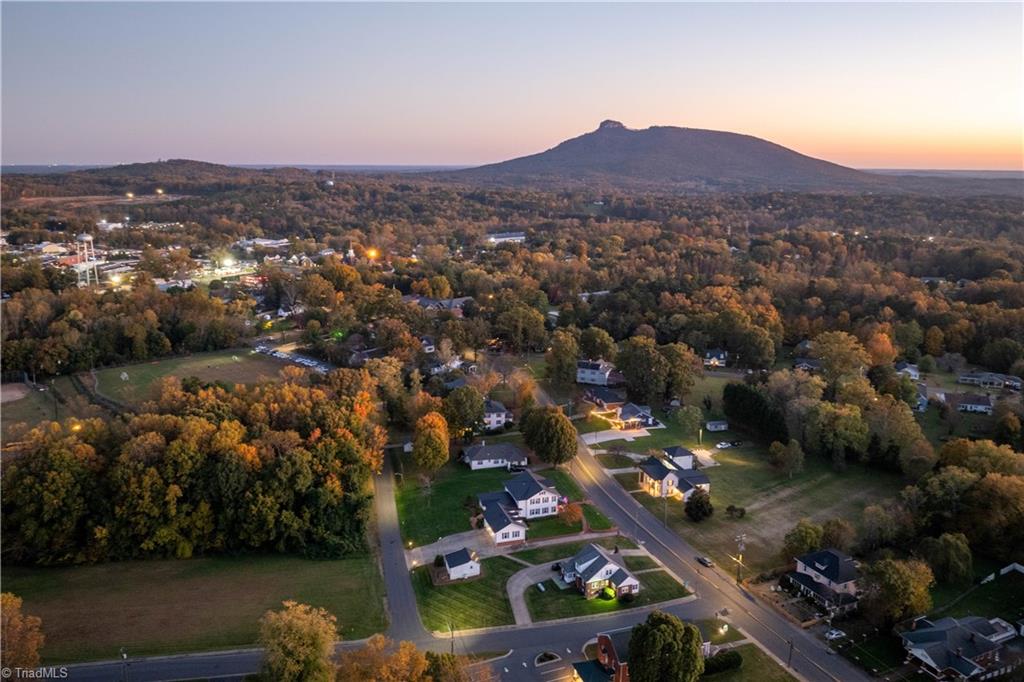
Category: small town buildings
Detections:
[
  {"x1": 895, "y1": 361, "x2": 921, "y2": 381},
  {"x1": 705, "y1": 420, "x2": 729, "y2": 433},
  {"x1": 788, "y1": 548, "x2": 860, "y2": 614},
  {"x1": 596, "y1": 403, "x2": 657, "y2": 430},
  {"x1": 638, "y1": 455, "x2": 709, "y2": 501},
  {"x1": 561, "y1": 544, "x2": 639, "y2": 599},
  {"x1": 959, "y1": 371, "x2": 1022, "y2": 391},
  {"x1": 576, "y1": 359, "x2": 624, "y2": 386},
  {"x1": 402, "y1": 295, "x2": 474, "y2": 317},
  {"x1": 483, "y1": 400, "x2": 514, "y2": 431},
  {"x1": 703, "y1": 349, "x2": 729, "y2": 367},
  {"x1": 462, "y1": 442, "x2": 528, "y2": 471},
  {"x1": 899, "y1": 616, "x2": 1019, "y2": 681},
  {"x1": 583, "y1": 386, "x2": 626, "y2": 411},
  {"x1": 443, "y1": 548, "x2": 481, "y2": 581},
  {"x1": 916, "y1": 384, "x2": 929, "y2": 413},
  {"x1": 420, "y1": 336, "x2": 436, "y2": 354},
  {"x1": 793, "y1": 357, "x2": 823, "y2": 373},
  {"x1": 478, "y1": 470, "x2": 562, "y2": 544},
  {"x1": 957, "y1": 393, "x2": 994, "y2": 415},
  {"x1": 485, "y1": 231, "x2": 526, "y2": 245}
]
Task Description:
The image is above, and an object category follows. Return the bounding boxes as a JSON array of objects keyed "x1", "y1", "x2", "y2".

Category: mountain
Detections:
[{"x1": 440, "y1": 121, "x2": 1021, "y2": 195}]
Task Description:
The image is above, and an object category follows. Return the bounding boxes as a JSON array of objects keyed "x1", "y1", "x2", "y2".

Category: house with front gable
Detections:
[
  {"x1": 638, "y1": 453, "x2": 709, "y2": 502},
  {"x1": 899, "y1": 616, "x2": 1019, "y2": 681},
  {"x1": 592, "y1": 621, "x2": 714, "y2": 682},
  {"x1": 703, "y1": 349, "x2": 729, "y2": 367},
  {"x1": 577, "y1": 359, "x2": 625, "y2": 387},
  {"x1": 478, "y1": 470, "x2": 562, "y2": 545},
  {"x1": 561, "y1": 543, "x2": 639, "y2": 599},
  {"x1": 483, "y1": 399, "x2": 514, "y2": 431},
  {"x1": 788, "y1": 548, "x2": 860, "y2": 613},
  {"x1": 461, "y1": 442, "x2": 528, "y2": 471}
]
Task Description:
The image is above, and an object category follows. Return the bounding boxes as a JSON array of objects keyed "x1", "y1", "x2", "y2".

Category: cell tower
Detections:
[{"x1": 75, "y1": 233, "x2": 100, "y2": 286}]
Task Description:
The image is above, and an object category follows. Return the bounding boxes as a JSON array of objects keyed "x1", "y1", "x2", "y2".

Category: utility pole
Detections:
[
  {"x1": 449, "y1": 623, "x2": 454, "y2": 656},
  {"x1": 733, "y1": 534, "x2": 747, "y2": 584},
  {"x1": 786, "y1": 640, "x2": 794, "y2": 668}
]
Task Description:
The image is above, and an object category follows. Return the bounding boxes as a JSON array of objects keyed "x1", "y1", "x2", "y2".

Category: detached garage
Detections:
[{"x1": 444, "y1": 548, "x2": 481, "y2": 581}]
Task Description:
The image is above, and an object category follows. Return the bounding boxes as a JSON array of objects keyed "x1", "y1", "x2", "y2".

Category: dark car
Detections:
[
  {"x1": 730, "y1": 440, "x2": 743, "y2": 447},
  {"x1": 696, "y1": 556, "x2": 714, "y2": 567},
  {"x1": 551, "y1": 562, "x2": 561, "y2": 572}
]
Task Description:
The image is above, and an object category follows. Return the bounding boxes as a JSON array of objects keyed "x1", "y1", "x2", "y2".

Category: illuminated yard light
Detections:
[{"x1": 366, "y1": 247, "x2": 380, "y2": 260}]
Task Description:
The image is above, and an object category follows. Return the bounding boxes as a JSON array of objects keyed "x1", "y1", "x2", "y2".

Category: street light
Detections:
[{"x1": 366, "y1": 247, "x2": 379, "y2": 260}]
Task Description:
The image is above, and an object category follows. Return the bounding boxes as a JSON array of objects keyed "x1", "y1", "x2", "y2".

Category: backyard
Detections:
[
  {"x1": 526, "y1": 569, "x2": 689, "y2": 621},
  {"x1": 3, "y1": 554, "x2": 387, "y2": 664},
  {"x1": 410, "y1": 556, "x2": 522, "y2": 632},
  {"x1": 92, "y1": 348, "x2": 289, "y2": 406}
]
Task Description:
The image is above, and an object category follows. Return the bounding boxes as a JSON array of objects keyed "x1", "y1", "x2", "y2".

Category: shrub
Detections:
[
  {"x1": 434, "y1": 554, "x2": 445, "y2": 568},
  {"x1": 703, "y1": 650, "x2": 743, "y2": 675},
  {"x1": 601, "y1": 586, "x2": 616, "y2": 600},
  {"x1": 618, "y1": 591, "x2": 636, "y2": 604}
]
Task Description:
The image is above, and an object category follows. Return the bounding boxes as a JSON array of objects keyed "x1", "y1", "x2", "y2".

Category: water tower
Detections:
[{"x1": 75, "y1": 233, "x2": 100, "y2": 286}]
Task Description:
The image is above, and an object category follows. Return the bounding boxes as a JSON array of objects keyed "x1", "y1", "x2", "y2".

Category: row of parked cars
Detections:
[{"x1": 254, "y1": 345, "x2": 332, "y2": 374}]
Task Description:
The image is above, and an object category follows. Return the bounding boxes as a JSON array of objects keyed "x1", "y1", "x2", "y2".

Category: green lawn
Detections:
[
  {"x1": 700, "y1": 618, "x2": 746, "y2": 646},
  {"x1": 935, "y1": 571, "x2": 1024, "y2": 623},
  {"x1": 623, "y1": 555, "x2": 659, "y2": 571},
  {"x1": 574, "y1": 415, "x2": 610, "y2": 434},
  {"x1": 2, "y1": 386, "x2": 55, "y2": 439},
  {"x1": 595, "y1": 453, "x2": 639, "y2": 469},
  {"x1": 704, "y1": 643, "x2": 796, "y2": 682},
  {"x1": 410, "y1": 557, "x2": 521, "y2": 632},
  {"x1": 394, "y1": 459, "x2": 513, "y2": 547},
  {"x1": 511, "y1": 537, "x2": 637, "y2": 565},
  {"x1": 615, "y1": 472, "x2": 640, "y2": 490},
  {"x1": 542, "y1": 467, "x2": 585, "y2": 502},
  {"x1": 93, "y1": 349, "x2": 288, "y2": 406},
  {"x1": 629, "y1": 444, "x2": 905, "y2": 574},
  {"x1": 842, "y1": 634, "x2": 907, "y2": 676},
  {"x1": 527, "y1": 569, "x2": 689, "y2": 621},
  {"x1": 916, "y1": 404, "x2": 995, "y2": 448},
  {"x1": 3, "y1": 554, "x2": 386, "y2": 664},
  {"x1": 583, "y1": 504, "x2": 615, "y2": 531},
  {"x1": 527, "y1": 515, "x2": 584, "y2": 539}
]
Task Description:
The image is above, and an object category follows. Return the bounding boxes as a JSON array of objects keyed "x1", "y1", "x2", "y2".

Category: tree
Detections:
[
  {"x1": 1, "y1": 593, "x2": 44, "y2": 670},
  {"x1": 919, "y1": 533, "x2": 972, "y2": 585},
  {"x1": 672, "y1": 405, "x2": 703, "y2": 439},
  {"x1": 495, "y1": 305, "x2": 546, "y2": 353},
  {"x1": 258, "y1": 600, "x2": 337, "y2": 682},
  {"x1": 899, "y1": 439, "x2": 937, "y2": 480},
  {"x1": 768, "y1": 439, "x2": 804, "y2": 479},
  {"x1": 861, "y1": 559, "x2": 934, "y2": 626},
  {"x1": 412, "y1": 412, "x2": 449, "y2": 475},
  {"x1": 442, "y1": 386, "x2": 484, "y2": 440},
  {"x1": 659, "y1": 343, "x2": 702, "y2": 403},
  {"x1": 546, "y1": 328, "x2": 580, "y2": 385},
  {"x1": 336, "y1": 634, "x2": 431, "y2": 682},
  {"x1": 821, "y1": 518, "x2": 856, "y2": 552},
  {"x1": 806, "y1": 402, "x2": 868, "y2": 470},
  {"x1": 811, "y1": 331, "x2": 870, "y2": 389},
  {"x1": 861, "y1": 504, "x2": 899, "y2": 549},
  {"x1": 684, "y1": 489, "x2": 713, "y2": 522},
  {"x1": 924, "y1": 326, "x2": 945, "y2": 357},
  {"x1": 522, "y1": 406, "x2": 577, "y2": 467},
  {"x1": 628, "y1": 611, "x2": 704, "y2": 682},
  {"x1": 865, "y1": 331, "x2": 898, "y2": 367},
  {"x1": 962, "y1": 473, "x2": 1024, "y2": 561},
  {"x1": 780, "y1": 519, "x2": 822, "y2": 562},
  {"x1": 579, "y1": 326, "x2": 617, "y2": 362},
  {"x1": 617, "y1": 336, "x2": 669, "y2": 405},
  {"x1": 560, "y1": 501, "x2": 584, "y2": 525},
  {"x1": 918, "y1": 354, "x2": 937, "y2": 374}
]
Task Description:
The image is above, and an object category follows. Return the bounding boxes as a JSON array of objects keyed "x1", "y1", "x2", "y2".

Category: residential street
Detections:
[{"x1": 63, "y1": 375, "x2": 867, "y2": 682}]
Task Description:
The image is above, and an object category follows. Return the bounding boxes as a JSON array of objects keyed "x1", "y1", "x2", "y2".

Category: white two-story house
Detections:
[
  {"x1": 477, "y1": 470, "x2": 562, "y2": 545},
  {"x1": 576, "y1": 359, "x2": 624, "y2": 386},
  {"x1": 788, "y1": 548, "x2": 860, "y2": 613}
]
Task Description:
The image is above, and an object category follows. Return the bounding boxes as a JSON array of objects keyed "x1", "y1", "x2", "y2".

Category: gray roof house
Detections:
[
  {"x1": 478, "y1": 470, "x2": 561, "y2": 544},
  {"x1": 900, "y1": 616, "x2": 1018, "y2": 680},
  {"x1": 560, "y1": 543, "x2": 640, "y2": 599},
  {"x1": 462, "y1": 442, "x2": 528, "y2": 470},
  {"x1": 788, "y1": 548, "x2": 860, "y2": 613}
]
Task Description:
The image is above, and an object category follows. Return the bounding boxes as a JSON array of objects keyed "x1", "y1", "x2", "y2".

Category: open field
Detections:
[
  {"x1": 411, "y1": 557, "x2": 521, "y2": 632},
  {"x1": 595, "y1": 452, "x2": 638, "y2": 469},
  {"x1": 2, "y1": 377, "x2": 106, "y2": 439},
  {"x1": 704, "y1": 643, "x2": 796, "y2": 682},
  {"x1": 629, "y1": 442, "x2": 905, "y2": 574},
  {"x1": 526, "y1": 569, "x2": 689, "y2": 621},
  {"x1": 511, "y1": 536, "x2": 637, "y2": 565},
  {"x1": 3, "y1": 554, "x2": 386, "y2": 663},
  {"x1": 93, "y1": 349, "x2": 288, "y2": 406}
]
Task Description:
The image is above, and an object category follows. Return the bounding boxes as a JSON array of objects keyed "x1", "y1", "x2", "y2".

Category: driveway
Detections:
[
  {"x1": 582, "y1": 428, "x2": 649, "y2": 444},
  {"x1": 506, "y1": 564, "x2": 558, "y2": 624}
]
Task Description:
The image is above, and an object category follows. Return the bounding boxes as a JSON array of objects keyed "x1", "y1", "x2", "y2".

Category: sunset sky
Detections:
[{"x1": 2, "y1": 2, "x2": 1021, "y2": 169}]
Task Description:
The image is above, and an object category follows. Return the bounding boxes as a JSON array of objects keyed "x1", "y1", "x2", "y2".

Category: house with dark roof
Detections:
[
  {"x1": 703, "y1": 348, "x2": 729, "y2": 367},
  {"x1": 443, "y1": 547, "x2": 480, "y2": 581},
  {"x1": 592, "y1": 402, "x2": 657, "y2": 430},
  {"x1": 895, "y1": 361, "x2": 921, "y2": 381},
  {"x1": 577, "y1": 359, "x2": 625, "y2": 387},
  {"x1": 638, "y1": 454, "x2": 708, "y2": 501},
  {"x1": 788, "y1": 548, "x2": 860, "y2": 613},
  {"x1": 663, "y1": 445, "x2": 696, "y2": 470},
  {"x1": 485, "y1": 231, "x2": 526, "y2": 245},
  {"x1": 958, "y1": 371, "x2": 1015, "y2": 390},
  {"x1": 916, "y1": 384, "x2": 929, "y2": 413},
  {"x1": 793, "y1": 357, "x2": 823, "y2": 373},
  {"x1": 956, "y1": 393, "x2": 994, "y2": 415},
  {"x1": 483, "y1": 399, "x2": 514, "y2": 431},
  {"x1": 899, "y1": 616, "x2": 1018, "y2": 680},
  {"x1": 478, "y1": 470, "x2": 562, "y2": 545},
  {"x1": 595, "y1": 622, "x2": 714, "y2": 682},
  {"x1": 461, "y1": 442, "x2": 528, "y2": 471},
  {"x1": 561, "y1": 544, "x2": 639, "y2": 599}
]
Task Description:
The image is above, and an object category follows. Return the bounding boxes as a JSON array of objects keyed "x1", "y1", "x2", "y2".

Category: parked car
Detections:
[
  {"x1": 536, "y1": 582, "x2": 546, "y2": 592},
  {"x1": 716, "y1": 442, "x2": 732, "y2": 449},
  {"x1": 697, "y1": 556, "x2": 715, "y2": 568},
  {"x1": 825, "y1": 629, "x2": 846, "y2": 642},
  {"x1": 730, "y1": 440, "x2": 744, "y2": 447},
  {"x1": 551, "y1": 562, "x2": 561, "y2": 572}
]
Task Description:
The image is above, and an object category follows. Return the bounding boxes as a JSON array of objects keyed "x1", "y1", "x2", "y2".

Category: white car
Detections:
[
  {"x1": 716, "y1": 442, "x2": 732, "y2": 449},
  {"x1": 825, "y1": 629, "x2": 846, "y2": 642}
]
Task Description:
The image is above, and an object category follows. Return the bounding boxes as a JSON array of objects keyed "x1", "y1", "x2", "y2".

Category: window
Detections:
[{"x1": 501, "y1": 532, "x2": 509, "y2": 539}]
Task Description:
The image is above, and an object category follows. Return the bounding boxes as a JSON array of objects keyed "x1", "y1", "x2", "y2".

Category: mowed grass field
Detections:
[
  {"x1": 631, "y1": 443, "x2": 905, "y2": 574},
  {"x1": 411, "y1": 557, "x2": 521, "y2": 632},
  {"x1": 93, "y1": 349, "x2": 288, "y2": 406},
  {"x1": 3, "y1": 554, "x2": 387, "y2": 663},
  {"x1": 704, "y1": 643, "x2": 796, "y2": 682},
  {"x1": 2, "y1": 377, "x2": 105, "y2": 439},
  {"x1": 526, "y1": 569, "x2": 689, "y2": 621}
]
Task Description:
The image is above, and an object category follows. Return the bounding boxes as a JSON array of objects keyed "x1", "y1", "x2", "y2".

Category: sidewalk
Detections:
[{"x1": 406, "y1": 528, "x2": 623, "y2": 569}]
